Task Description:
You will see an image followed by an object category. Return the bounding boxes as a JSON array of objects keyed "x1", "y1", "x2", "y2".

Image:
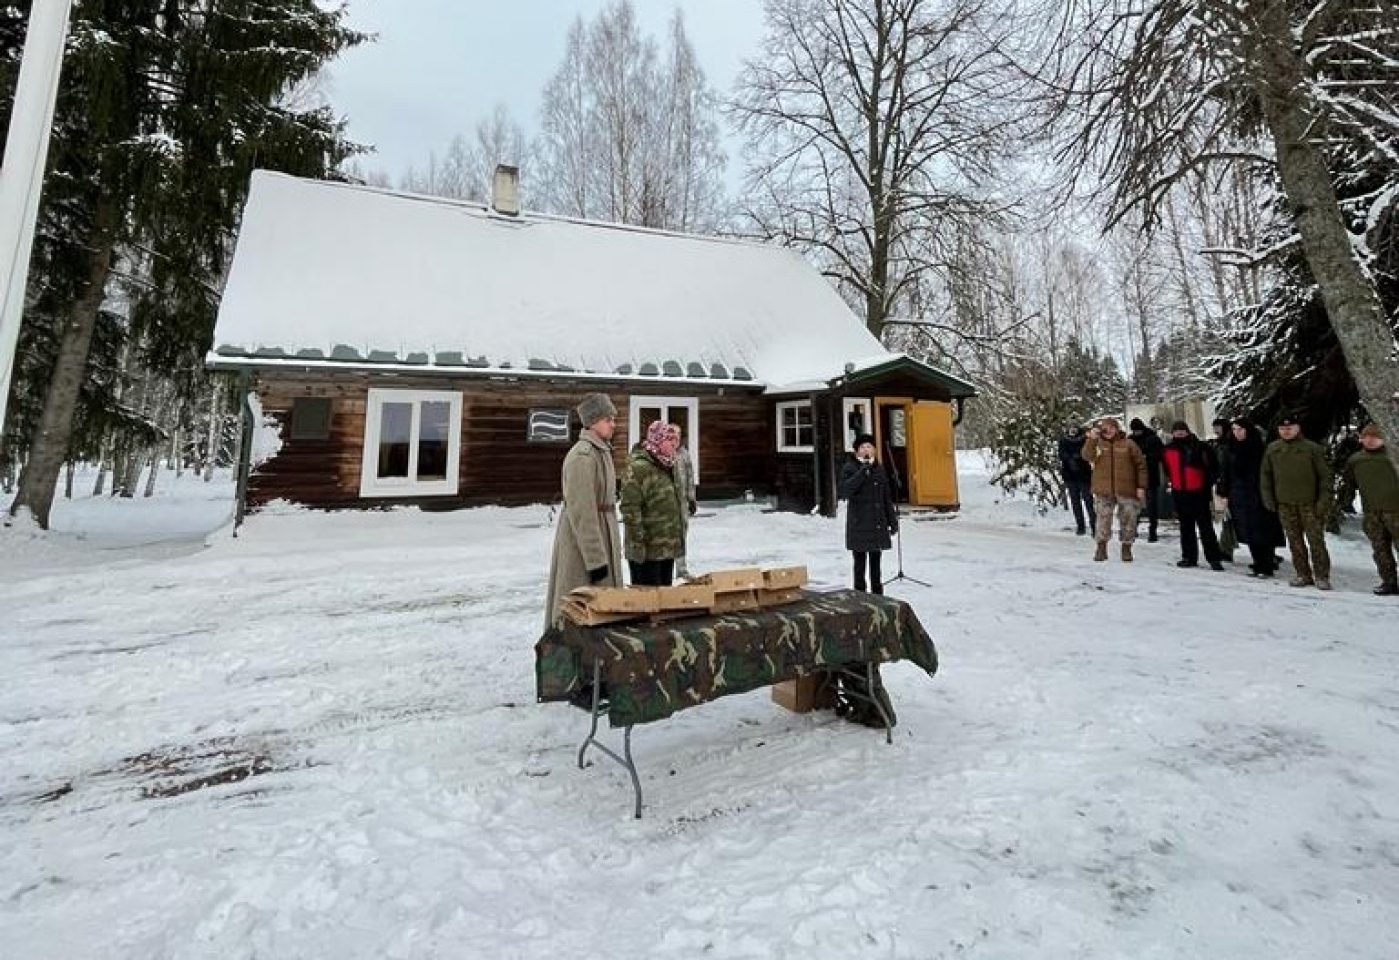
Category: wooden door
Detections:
[{"x1": 907, "y1": 401, "x2": 959, "y2": 507}]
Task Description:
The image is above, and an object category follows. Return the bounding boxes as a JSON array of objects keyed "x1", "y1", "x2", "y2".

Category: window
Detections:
[
  {"x1": 776, "y1": 400, "x2": 814, "y2": 453},
  {"x1": 842, "y1": 398, "x2": 872, "y2": 451},
  {"x1": 290, "y1": 397, "x2": 332, "y2": 440},
  {"x1": 630, "y1": 395, "x2": 700, "y2": 480},
  {"x1": 359, "y1": 388, "x2": 462, "y2": 497},
  {"x1": 527, "y1": 408, "x2": 570, "y2": 443}
]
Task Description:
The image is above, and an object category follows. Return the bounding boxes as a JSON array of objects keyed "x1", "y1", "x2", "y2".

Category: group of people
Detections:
[
  {"x1": 1060, "y1": 412, "x2": 1399, "y2": 595},
  {"x1": 543, "y1": 393, "x2": 698, "y2": 629}
]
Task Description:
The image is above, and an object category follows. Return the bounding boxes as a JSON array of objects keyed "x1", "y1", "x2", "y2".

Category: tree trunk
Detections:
[
  {"x1": 203, "y1": 377, "x2": 223, "y2": 480},
  {"x1": 64, "y1": 460, "x2": 74, "y2": 500},
  {"x1": 9, "y1": 196, "x2": 120, "y2": 529},
  {"x1": 1256, "y1": 4, "x2": 1399, "y2": 471},
  {"x1": 143, "y1": 448, "x2": 159, "y2": 497}
]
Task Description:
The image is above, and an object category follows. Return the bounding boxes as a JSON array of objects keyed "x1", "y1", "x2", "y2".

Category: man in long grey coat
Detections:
[{"x1": 543, "y1": 394, "x2": 625, "y2": 629}]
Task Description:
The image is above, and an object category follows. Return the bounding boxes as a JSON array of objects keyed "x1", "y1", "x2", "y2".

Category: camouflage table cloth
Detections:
[{"x1": 535, "y1": 589, "x2": 938, "y2": 728}]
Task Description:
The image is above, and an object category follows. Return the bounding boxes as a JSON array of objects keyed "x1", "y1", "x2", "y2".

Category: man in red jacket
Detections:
[{"x1": 1162, "y1": 421, "x2": 1226, "y2": 571}]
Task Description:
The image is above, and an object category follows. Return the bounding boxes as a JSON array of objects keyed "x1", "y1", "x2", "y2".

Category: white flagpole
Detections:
[{"x1": 0, "y1": 0, "x2": 74, "y2": 442}]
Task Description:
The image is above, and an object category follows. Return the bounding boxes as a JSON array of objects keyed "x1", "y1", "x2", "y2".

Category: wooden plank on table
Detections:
[
  {"x1": 762, "y1": 565, "x2": 809, "y2": 589},
  {"x1": 568, "y1": 586, "x2": 661, "y2": 613}
]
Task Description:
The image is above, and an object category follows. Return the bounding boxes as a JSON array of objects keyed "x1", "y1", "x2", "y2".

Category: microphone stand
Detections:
[{"x1": 880, "y1": 440, "x2": 930, "y2": 588}]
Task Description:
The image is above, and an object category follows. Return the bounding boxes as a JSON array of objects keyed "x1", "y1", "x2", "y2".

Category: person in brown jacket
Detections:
[
  {"x1": 1081, "y1": 417, "x2": 1148, "y2": 561},
  {"x1": 543, "y1": 393, "x2": 625, "y2": 629}
]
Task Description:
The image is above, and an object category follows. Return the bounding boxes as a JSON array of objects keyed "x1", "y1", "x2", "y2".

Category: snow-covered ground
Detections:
[{"x1": 2, "y1": 455, "x2": 1396, "y2": 959}]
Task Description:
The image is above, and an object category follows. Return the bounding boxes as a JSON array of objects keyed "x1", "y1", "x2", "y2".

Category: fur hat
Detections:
[
  {"x1": 1170, "y1": 420, "x2": 1190, "y2": 433},
  {"x1": 576, "y1": 393, "x2": 617, "y2": 427},
  {"x1": 1129, "y1": 417, "x2": 1146, "y2": 431},
  {"x1": 1360, "y1": 422, "x2": 1383, "y2": 439},
  {"x1": 852, "y1": 433, "x2": 876, "y2": 451}
]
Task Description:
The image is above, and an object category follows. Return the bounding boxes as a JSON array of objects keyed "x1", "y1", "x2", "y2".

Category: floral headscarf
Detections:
[{"x1": 643, "y1": 420, "x2": 680, "y2": 467}]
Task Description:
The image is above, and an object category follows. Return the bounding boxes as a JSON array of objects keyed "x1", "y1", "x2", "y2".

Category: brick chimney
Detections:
[{"x1": 491, "y1": 164, "x2": 520, "y2": 217}]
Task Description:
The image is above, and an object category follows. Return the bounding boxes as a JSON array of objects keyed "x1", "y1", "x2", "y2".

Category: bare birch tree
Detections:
[{"x1": 535, "y1": 2, "x2": 725, "y2": 229}]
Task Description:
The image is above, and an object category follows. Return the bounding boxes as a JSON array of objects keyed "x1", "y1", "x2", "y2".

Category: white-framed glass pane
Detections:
[
  {"x1": 377, "y1": 402, "x2": 413, "y2": 479},
  {"x1": 417, "y1": 400, "x2": 451, "y2": 481}
]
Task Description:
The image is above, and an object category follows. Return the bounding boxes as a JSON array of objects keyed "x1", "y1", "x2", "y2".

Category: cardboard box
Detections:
[
  {"x1": 762, "y1": 565, "x2": 809, "y2": 590},
  {"x1": 699, "y1": 567, "x2": 764, "y2": 591},
  {"x1": 655, "y1": 583, "x2": 716, "y2": 611},
  {"x1": 771, "y1": 673, "x2": 836, "y2": 713},
  {"x1": 561, "y1": 599, "x2": 644, "y2": 626},
  {"x1": 711, "y1": 589, "x2": 759, "y2": 613},
  {"x1": 568, "y1": 586, "x2": 659, "y2": 613},
  {"x1": 757, "y1": 587, "x2": 803, "y2": 607}
]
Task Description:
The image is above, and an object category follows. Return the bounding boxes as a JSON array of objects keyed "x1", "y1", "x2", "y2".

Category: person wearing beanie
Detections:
[
  {"x1": 1059, "y1": 423, "x2": 1095, "y2": 536},
  {"x1": 1162, "y1": 421, "x2": 1225, "y2": 570},
  {"x1": 619, "y1": 420, "x2": 686, "y2": 586},
  {"x1": 1127, "y1": 417, "x2": 1165, "y2": 541},
  {"x1": 1261, "y1": 415, "x2": 1333, "y2": 589},
  {"x1": 1339, "y1": 423, "x2": 1399, "y2": 594},
  {"x1": 839, "y1": 434, "x2": 899, "y2": 593},
  {"x1": 1082, "y1": 417, "x2": 1147, "y2": 562},
  {"x1": 543, "y1": 393, "x2": 624, "y2": 629},
  {"x1": 1218, "y1": 418, "x2": 1286, "y2": 578}
]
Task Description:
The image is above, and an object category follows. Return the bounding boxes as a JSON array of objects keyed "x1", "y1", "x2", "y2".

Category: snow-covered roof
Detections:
[{"x1": 209, "y1": 171, "x2": 890, "y2": 389}]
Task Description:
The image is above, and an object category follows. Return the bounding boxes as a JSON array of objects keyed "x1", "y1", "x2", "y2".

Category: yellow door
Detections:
[{"x1": 907, "y1": 401, "x2": 959, "y2": 507}]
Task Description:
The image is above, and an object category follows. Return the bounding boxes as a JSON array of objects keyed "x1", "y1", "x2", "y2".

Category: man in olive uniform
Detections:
[
  {"x1": 1260, "y1": 414, "x2": 1333, "y2": 590},
  {"x1": 1340, "y1": 423, "x2": 1399, "y2": 595},
  {"x1": 543, "y1": 393, "x2": 625, "y2": 629}
]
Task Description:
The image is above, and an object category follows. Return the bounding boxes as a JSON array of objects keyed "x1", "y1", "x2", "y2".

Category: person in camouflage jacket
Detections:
[
  {"x1": 1339, "y1": 423, "x2": 1399, "y2": 595},
  {"x1": 620, "y1": 420, "x2": 685, "y2": 586},
  {"x1": 1261, "y1": 415, "x2": 1333, "y2": 589}
]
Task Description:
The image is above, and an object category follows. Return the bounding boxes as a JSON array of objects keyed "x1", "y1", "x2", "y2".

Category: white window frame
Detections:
[
  {"x1": 630, "y1": 395, "x2": 700, "y2": 480},
  {"x1": 359, "y1": 388, "x2": 463, "y2": 498},
  {"x1": 775, "y1": 400, "x2": 814, "y2": 453},
  {"x1": 842, "y1": 397, "x2": 873, "y2": 451}
]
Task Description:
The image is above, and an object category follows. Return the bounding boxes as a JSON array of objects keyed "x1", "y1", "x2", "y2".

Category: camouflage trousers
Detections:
[
  {"x1": 1277, "y1": 503, "x2": 1331, "y2": 580},
  {"x1": 1093, "y1": 495, "x2": 1142, "y2": 544},
  {"x1": 1362, "y1": 509, "x2": 1399, "y2": 586}
]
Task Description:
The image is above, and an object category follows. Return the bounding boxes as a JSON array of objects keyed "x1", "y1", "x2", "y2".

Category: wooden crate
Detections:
[
  {"x1": 757, "y1": 587, "x2": 803, "y2": 607},
  {"x1": 655, "y1": 583, "x2": 716, "y2": 611},
  {"x1": 771, "y1": 673, "x2": 837, "y2": 713},
  {"x1": 567, "y1": 586, "x2": 659, "y2": 613},
  {"x1": 762, "y1": 565, "x2": 809, "y2": 590},
  {"x1": 561, "y1": 599, "x2": 644, "y2": 626},
  {"x1": 711, "y1": 589, "x2": 759, "y2": 613},
  {"x1": 696, "y1": 567, "x2": 764, "y2": 591}
]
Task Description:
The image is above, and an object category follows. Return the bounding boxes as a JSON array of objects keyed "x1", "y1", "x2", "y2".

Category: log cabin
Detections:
[{"x1": 208, "y1": 169, "x2": 976, "y2": 522}]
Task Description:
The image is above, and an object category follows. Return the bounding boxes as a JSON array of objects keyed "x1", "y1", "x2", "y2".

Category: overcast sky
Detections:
[{"x1": 325, "y1": 0, "x2": 765, "y2": 181}]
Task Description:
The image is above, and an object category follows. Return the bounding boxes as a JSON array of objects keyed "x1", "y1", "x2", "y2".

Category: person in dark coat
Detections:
[
  {"x1": 1058, "y1": 424, "x2": 1094, "y2": 536},
  {"x1": 1129, "y1": 417, "x2": 1165, "y2": 541},
  {"x1": 1161, "y1": 421, "x2": 1224, "y2": 570},
  {"x1": 838, "y1": 433, "x2": 900, "y2": 593},
  {"x1": 1207, "y1": 418, "x2": 1234, "y2": 561},
  {"x1": 1218, "y1": 418, "x2": 1285, "y2": 578}
]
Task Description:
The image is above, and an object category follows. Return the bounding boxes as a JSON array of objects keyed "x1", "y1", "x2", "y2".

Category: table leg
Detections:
[
  {"x1": 575, "y1": 657, "x2": 644, "y2": 818},
  {"x1": 865, "y1": 661, "x2": 894, "y2": 745}
]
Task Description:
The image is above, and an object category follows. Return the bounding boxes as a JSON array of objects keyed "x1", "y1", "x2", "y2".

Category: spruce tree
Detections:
[{"x1": 2, "y1": 0, "x2": 366, "y2": 528}]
